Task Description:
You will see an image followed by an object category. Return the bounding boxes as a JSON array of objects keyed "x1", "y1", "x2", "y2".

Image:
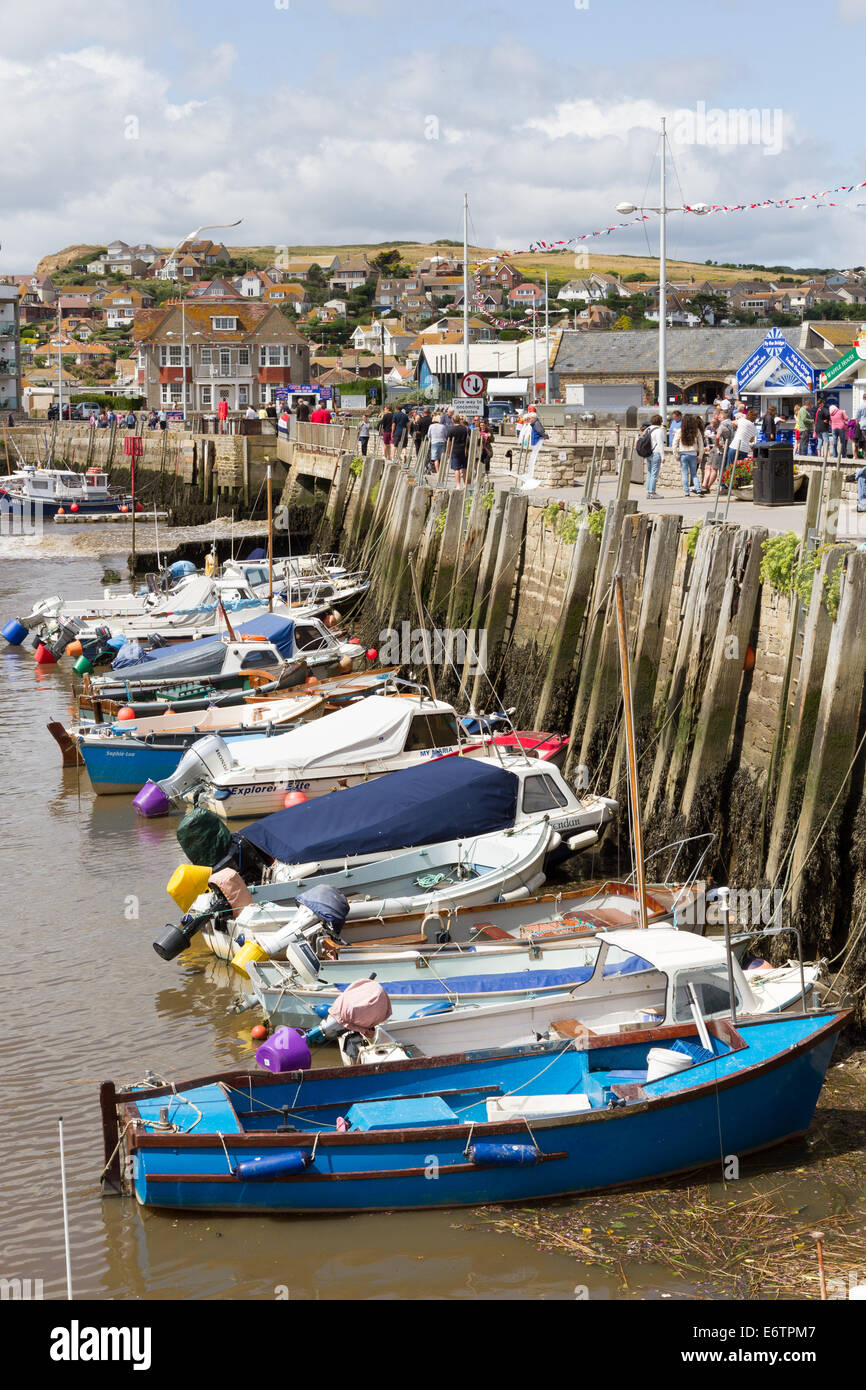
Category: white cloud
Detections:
[{"x1": 0, "y1": 37, "x2": 859, "y2": 273}]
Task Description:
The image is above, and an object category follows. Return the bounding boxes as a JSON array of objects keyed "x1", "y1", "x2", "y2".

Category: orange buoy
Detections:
[
  {"x1": 117, "y1": 706, "x2": 136, "y2": 721},
  {"x1": 304, "y1": 675, "x2": 319, "y2": 686},
  {"x1": 66, "y1": 640, "x2": 83, "y2": 658},
  {"x1": 744, "y1": 645, "x2": 756, "y2": 672},
  {"x1": 120, "y1": 505, "x2": 129, "y2": 513},
  {"x1": 56, "y1": 506, "x2": 65, "y2": 515},
  {"x1": 250, "y1": 1024, "x2": 268, "y2": 1041},
  {"x1": 283, "y1": 791, "x2": 307, "y2": 809}
]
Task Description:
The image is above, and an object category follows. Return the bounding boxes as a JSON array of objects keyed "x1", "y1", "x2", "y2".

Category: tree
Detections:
[
  {"x1": 371, "y1": 249, "x2": 412, "y2": 277},
  {"x1": 306, "y1": 263, "x2": 326, "y2": 288},
  {"x1": 612, "y1": 315, "x2": 633, "y2": 331}
]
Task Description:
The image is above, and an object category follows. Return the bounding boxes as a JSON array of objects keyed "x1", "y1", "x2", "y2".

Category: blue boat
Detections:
[{"x1": 100, "y1": 1009, "x2": 846, "y2": 1213}]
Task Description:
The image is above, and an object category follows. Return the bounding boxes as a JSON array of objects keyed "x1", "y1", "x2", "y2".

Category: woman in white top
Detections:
[
  {"x1": 673, "y1": 414, "x2": 705, "y2": 497},
  {"x1": 428, "y1": 415, "x2": 447, "y2": 465},
  {"x1": 644, "y1": 414, "x2": 666, "y2": 498},
  {"x1": 732, "y1": 409, "x2": 758, "y2": 461}
]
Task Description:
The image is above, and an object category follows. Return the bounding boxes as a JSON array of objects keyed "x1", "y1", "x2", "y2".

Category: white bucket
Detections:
[{"x1": 646, "y1": 1047, "x2": 694, "y2": 1083}]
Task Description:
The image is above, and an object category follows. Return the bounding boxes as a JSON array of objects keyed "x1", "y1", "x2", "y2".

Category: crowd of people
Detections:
[
  {"x1": 351, "y1": 404, "x2": 495, "y2": 487},
  {"x1": 639, "y1": 394, "x2": 866, "y2": 500}
]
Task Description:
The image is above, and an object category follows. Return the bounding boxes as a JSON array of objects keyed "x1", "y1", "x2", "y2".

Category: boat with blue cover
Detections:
[{"x1": 100, "y1": 1008, "x2": 848, "y2": 1213}]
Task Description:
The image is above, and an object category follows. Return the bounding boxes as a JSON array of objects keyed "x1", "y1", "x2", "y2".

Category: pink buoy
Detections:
[{"x1": 283, "y1": 791, "x2": 308, "y2": 809}]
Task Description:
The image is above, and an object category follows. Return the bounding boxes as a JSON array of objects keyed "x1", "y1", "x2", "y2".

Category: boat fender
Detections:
[
  {"x1": 235, "y1": 1150, "x2": 313, "y2": 1181},
  {"x1": 469, "y1": 1142, "x2": 540, "y2": 1167},
  {"x1": 2, "y1": 619, "x2": 28, "y2": 646},
  {"x1": 409, "y1": 1001, "x2": 454, "y2": 1019}
]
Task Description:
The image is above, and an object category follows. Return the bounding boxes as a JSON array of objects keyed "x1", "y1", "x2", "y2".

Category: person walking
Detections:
[
  {"x1": 479, "y1": 417, "x2": 493, "y2": 474},
  {"x1": 379, "y1": 404, "x2": 394, "y2": 459},
  {"x1": 731, "y1": 407, "x2": 757, "y2": 462},
  {"x1": 392, "y1": 403, "x2": 409, "y2": 458},
  {"x1": 674, "y1": 413, "x2": 704, "y2": 497},
  {"x1": 295, "y1": 397, "x2": 311, "y2": 424},
  {"x1": 814, "y1": 397, "x2": 833, "y2": 457},
  {"x1": 829, "y1": 401, "x2": 849, "y2": 461},
  {"x1": 795, "y1": 400, "x2": 813, "y2": 458},
  {"x1": 708, "y1": 408, "x2": 734, "y2": 493},
  {"x1": 450, "y1": 413, "x2": 469, "y2": 487},
  {"x1": 428, "y1": 413, "x2": 446, "y2": 472},
  {"x1": 644, "y1": 414, "x2": 666, "y2": 498},
  {"x1": 667, "y1": 409, "x2": 683, "y2": 448},
  {"x1": 358, "y1": 412, "x2": 371, "y2": 457}
]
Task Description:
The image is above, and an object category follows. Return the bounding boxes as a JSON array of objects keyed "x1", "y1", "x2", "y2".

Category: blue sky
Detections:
[{"x1": 2, "y1": 0, "x2": 864, "y2": 270}]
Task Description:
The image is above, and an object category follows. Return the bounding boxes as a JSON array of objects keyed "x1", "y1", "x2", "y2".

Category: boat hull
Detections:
[{"x1": 117, "y1": 1012, "x2": 845, "y2": 1213}]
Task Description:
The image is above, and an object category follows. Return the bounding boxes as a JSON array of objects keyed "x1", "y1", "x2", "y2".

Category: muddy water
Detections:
[{"x1": 0, "y1": 545, "x2": 858, "y2": 1302}]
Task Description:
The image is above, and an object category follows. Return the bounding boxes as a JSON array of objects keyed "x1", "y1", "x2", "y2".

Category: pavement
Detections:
[{"x1": 486, "y1": 469, "x2": 866, "y2": 542}]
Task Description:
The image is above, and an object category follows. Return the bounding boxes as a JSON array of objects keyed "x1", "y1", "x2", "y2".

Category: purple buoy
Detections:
[
  {"x1": 133, "y1": 780, "x2": 173, "y2": 818},
  {"x1": 256, "y1": 1027, "x2": 311, "y2": 1073}
]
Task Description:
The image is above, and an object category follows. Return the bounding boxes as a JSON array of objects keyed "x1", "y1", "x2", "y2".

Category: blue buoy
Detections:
[
  {"x1": 469, "y1": 1142, "x2": 540, "y2": 1167},
  {"x1": 236, "y1": 1150, "x2": 312, "y2": 1180},
  {"x1": 2, "y1": 620, "x2": 28, "y2": 646}
]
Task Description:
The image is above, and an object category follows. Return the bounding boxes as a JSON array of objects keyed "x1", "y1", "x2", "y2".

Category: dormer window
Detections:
[{"x1": 212, "y1": 316, "x2": 237, "y2": 330}]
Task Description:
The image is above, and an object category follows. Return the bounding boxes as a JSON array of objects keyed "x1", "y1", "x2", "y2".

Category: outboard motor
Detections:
[
  {"x1": 152, "y1": 894, "x2": 233, "y2": 962},
  {"x1": 305, "y1": 978, "x2": 392, "y2": 1046},
  {"x1": 231, "y1": 886, "x2": 350, "y2": 980},
  {"x1": 133, "y1": 733, "x2": 234, "y2": 818}
]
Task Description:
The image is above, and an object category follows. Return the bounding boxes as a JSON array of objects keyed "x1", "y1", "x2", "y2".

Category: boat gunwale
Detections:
[{"x1": 115, "y1": 1009, "x2": 848, "y2": 1154}]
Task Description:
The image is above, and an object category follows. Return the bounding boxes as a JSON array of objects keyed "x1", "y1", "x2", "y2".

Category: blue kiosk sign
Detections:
[{"x1": 735, "y1": 328, "x2": 816, "y2": 395}]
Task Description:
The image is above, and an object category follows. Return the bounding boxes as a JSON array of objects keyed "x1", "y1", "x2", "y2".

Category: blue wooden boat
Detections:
[{"x1": 100, "y1": 1009, "x2": 846, "y2": 1213}]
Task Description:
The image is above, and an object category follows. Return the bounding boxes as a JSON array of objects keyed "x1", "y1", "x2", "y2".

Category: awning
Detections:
[
  {"x1": 487, "y1": 378, "x2": 529, "y2": 396},
  {"x1": 238, "y1": 756, "x2": 520, "y2": 864}
]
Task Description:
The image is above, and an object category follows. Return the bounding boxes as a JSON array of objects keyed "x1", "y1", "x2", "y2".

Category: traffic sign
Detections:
[
  {"x1": 460, "y1": 371, "x2": 485, "y2": 397},
  {"x1": 451, "y1": 397, "x2": 484, "y2": 416}
]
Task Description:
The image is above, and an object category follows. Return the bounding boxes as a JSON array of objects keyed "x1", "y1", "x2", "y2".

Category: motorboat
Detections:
[{"x1": 0, "y1": 465, "x2": 134, "y2": 519}]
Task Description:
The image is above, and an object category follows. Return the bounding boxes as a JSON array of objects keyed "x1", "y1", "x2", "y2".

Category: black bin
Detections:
[{"x1": 752, "y1": 442, "x2": 794, "y2": 507}]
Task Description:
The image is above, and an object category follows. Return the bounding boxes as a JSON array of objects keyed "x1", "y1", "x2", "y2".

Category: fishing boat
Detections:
[
  {"x1": 74, "y1": 692, "x2": 327, "y2": 795},
  {"x1": 170, "y1": 818, "x2": 562, "y2": 962},
  {"x1": 335, "y1": 927, "x2": 827, "y2": 1063},
  {"x1": 169, "y1": 694, "x2": 572, "y2": 821},
  {"x1": 0, "y1": 465, "x2": 134, "y2": 520},
  {"x1": 223, "y1": 557, "x2": 370, "y2": 611},
  {"x1": 99, "y1": 1008, "x2": 848, "y2": 1212},
  {"x1": 87, "y1": 614, "x2": 362, "y2": 692}
]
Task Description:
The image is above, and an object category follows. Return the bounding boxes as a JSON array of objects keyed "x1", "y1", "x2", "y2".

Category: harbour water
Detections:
[{"x1": 1, "y1": 546, "x2": 863, "y2": 1302}]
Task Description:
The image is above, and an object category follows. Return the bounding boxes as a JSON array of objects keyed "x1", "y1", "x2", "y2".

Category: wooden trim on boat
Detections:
[
  {"x1": 143, "y1": 1152, "x2": 570, "y2": 1185},
  {"x1": 117, "y1": 1011, "x2": 850, "y2": 1157}
]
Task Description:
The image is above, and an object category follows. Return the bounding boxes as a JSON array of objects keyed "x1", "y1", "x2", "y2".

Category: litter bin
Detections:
[{"x1": 752, "y1": 442, "x2": 794, "y2": 506}]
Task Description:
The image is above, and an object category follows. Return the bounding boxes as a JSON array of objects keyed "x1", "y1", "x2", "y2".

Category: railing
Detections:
[{"x1": 294, "y1": 421, "x2": 358, "y2": 454}]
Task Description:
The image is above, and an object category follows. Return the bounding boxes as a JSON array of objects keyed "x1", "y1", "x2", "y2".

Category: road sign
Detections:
[
  {"x1": 460, "y1": 371, "x2": 485, "y2": 397},
  {"x1": 451, "y1": 397, "x2": 484, "y2": 416}
]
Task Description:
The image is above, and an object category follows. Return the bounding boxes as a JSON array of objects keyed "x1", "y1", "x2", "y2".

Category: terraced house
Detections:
[{"x1": 133, "y1": 302, "x2": 310, "y2": 412}]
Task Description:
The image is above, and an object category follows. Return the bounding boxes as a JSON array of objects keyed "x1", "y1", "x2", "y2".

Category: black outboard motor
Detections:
[{"x1": 153, "y1": 888, "x2": 233, "y2": 962}]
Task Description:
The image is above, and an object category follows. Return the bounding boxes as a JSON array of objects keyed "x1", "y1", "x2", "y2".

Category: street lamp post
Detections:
[
  {"x1": 162, "y1": 219, "x2": 243, "y2": 424},
  {"x1": 617, "y1": 117, "x2": 708, "y2": 425}
]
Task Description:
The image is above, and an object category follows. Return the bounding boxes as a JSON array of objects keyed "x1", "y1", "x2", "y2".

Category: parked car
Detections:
[
  {"x1": 72, "y1": 401, "x2": 102, "y2": 420},
  {"x1": 47, "y1": 403, "x2": 72, "y2": 421}
]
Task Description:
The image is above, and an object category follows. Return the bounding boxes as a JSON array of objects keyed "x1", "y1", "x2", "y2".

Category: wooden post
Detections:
[
  {"x1": 614, "y1": 573, "x2": 648, "y2": 929},
  {"x1": 267, "y1": 463, "x2": 274, "y2": 612},
  {"x1": 409, "y1": 552, "x2": 437, "y2": 700}
]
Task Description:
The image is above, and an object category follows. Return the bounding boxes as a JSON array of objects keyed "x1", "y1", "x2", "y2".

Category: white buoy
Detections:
[{"x1": 58, "y1": 1116, "x2": 73, "y2": 1299}]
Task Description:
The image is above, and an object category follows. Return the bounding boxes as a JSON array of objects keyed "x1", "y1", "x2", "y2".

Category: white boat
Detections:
[
  {"x1": 0, "y1": 465, "x2": 131, "y2": 518},
  {"x1": 336, "y1": 927, "x2": 827, "y2": 1062},
  {"x1": 200, "y1": 819, "x2": 561, "y2": 958},
  {"x1": 223, "y1": 557, "x2": 370, "y2": 610},
  {"x1": 187, "y1": 694, "x2": 509, "y2": 820}
]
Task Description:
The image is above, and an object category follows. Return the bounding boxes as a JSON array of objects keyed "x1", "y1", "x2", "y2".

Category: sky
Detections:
[{"x1": 3, "y1": 0, "x2": 866, "y2": 273}]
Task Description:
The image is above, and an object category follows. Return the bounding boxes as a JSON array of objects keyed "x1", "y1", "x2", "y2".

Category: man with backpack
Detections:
[{"x1": 636, "y1": 415, "x2": 666, "y2": 498}]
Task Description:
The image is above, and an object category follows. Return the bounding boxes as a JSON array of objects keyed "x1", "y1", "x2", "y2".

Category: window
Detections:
[
  {"x1": 404, "y1": 713, "x2": 460, "y2": 751},
  {"x1": 239, "y1": 385, "x2": 249, "y2": 405},
  {"x1": 238, "y1": 348, "x2": 249, "y2": 366},
  {"x1": 168, "y1": 345, "x2": 182, "y2": 367},
  {"x1": 292, "y1": 624, "x2": 330, "y2": 654},
  {"x1": 260, "y1": 385, "x2": 269, "y2": 404},
  {"x1": 521, "y1": 773, "x2": 569, "y2": 814},
  {"x1": 212, "y1": 316, "x2": 237, "y2": 330},
  {"x1": 200, "y1": 348, "x2": 212, "y2": 365},
  {"x1": 673, "y1": 970, "x2": 741, "y2": 1022},
  {"x1": 268, "y1": 346, "x2": 281, "y2": 365},
  {"x1": 201, "y1": 385, "x2": 212, "y2": 407},
  {"x1": 240, "y1": 649, "x2": 279, "y2": 669},
  {"x1": 259, "y1": 346, "x2": 267, "y2": 367}
]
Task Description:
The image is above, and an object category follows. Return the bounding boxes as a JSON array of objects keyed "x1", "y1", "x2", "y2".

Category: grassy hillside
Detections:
[{"x1": 224, "y1": 242, "x2": 809, "y2": 286}]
